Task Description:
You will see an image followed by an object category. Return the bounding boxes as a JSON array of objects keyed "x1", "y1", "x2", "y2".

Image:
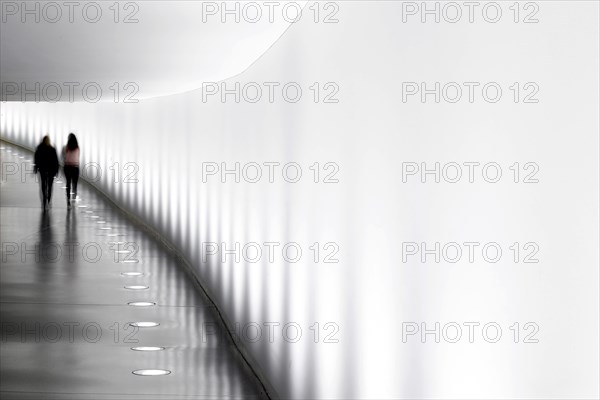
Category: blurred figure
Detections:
[
  {"x1": 33, "y1": 135, "x2": 59, "y2": 211},
  {"x1": 62, "y1": 133, "x2": 80, "y2": 208}
]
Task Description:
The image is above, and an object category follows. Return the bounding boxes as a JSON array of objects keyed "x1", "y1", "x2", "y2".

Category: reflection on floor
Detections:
[{"x1": 0, "y1": 142, "x2": 267, "y2": 400}]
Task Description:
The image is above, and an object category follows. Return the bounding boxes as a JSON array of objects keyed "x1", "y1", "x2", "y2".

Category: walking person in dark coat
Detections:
[{"x1": 34, "y1": 135, "x2": 59, "y2": 211}]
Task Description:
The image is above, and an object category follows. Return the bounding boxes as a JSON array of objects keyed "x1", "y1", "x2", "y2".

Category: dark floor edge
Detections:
[{"x1": 0, "y1": 137, "x2": 280, "y2": 400}]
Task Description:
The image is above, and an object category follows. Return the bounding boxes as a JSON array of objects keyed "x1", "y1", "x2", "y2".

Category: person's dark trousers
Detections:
[
  {"x1": 39, "y1": 171, "x2": 54, "y2": 209},
  {"x1": 64, "y1": 165, "x2": 79, "y2": 205}
]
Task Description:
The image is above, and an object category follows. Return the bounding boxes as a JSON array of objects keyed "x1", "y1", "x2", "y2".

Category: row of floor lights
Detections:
[
  {"x1": 106, "y1": 200, "x2": 171, "y2": 377},
  {"x1": 92, "y1": 204, "x2": 170, "y2": 376},
  {"x1": 81, "y1": 199, "x2": 168, "y2": 375},
  {"x1": 127, "y1": 278, "x2": 170, "y2": 376}
]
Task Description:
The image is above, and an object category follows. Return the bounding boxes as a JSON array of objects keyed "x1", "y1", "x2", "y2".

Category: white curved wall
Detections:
[
  {"x1": 1, "y1": 1, "x2": 306, "y2": 99},
  {"x1": 1, "y1": 2, "x2": 599, "y2": 399}
]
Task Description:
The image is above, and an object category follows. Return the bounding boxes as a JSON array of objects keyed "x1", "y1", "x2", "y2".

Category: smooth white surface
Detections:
[{"x1": 1, "y1": 1, "x2": 306, "y2": 99}]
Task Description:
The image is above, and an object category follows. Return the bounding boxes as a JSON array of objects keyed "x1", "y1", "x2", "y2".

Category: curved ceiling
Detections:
[{"x1": 0, "y1": 1, "x2": 306, "y2": 101}]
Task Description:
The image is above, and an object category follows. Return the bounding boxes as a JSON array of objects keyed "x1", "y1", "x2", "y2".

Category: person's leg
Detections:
[
  {"x1": 47, "y1": 174, "x2": 54, "y2": 205},
  {"x1": 65, "y1": 166, "x2": 72, "y2": 205},
  {"x1": 40, "y1": 172, "x2": 48, "y2": 208},
  {"x1": 72, "y1": 167, "x2": 79, "y2": 199}
]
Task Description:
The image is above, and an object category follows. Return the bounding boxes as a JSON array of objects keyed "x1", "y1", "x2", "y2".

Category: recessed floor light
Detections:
[
  {"x1": 121, "y1": 272, "x2": 143, "y2": 277},
  {"x1": 106, "y1": 233, "x2": 121, "y2": 237},
  {"x1": 99, "y1": 227, "x2": 112, "y2": 230},
  {"x1": 125, "y1": 285, "x2": 149, "y2": 290},
  {"x1": 128, "y1": 301, "x2": 155, "y2": 307},
  {"x1": 122, "y1": 260, "x2": 139, "y2": 263},
  {"x1": 97, "y1": 221, "x2": 106, "y2": 224},
  {"x1": 132, "y1": 369, "x2": 170, "y2": 376},
  {"x1": 131, "y1": 346, "x2": 165, "y2": 351},
  {"x1": 129, "y1": 322, "x2": 159, "y2": 328},
  {"x1": 78, "y1": 205, "x2": 88, "y2": 208},
  {"x1": 91, "y1": 216, "x2": 100, "y2": 219}
]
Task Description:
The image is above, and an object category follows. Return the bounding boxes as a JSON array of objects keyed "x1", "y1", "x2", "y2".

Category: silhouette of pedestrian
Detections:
[
  {"x1": 62, "y1": 133, "x2": 80, "y2": 208},
  {"x1": 34, "y1": 135, "x2": 59, "y2": 212}
]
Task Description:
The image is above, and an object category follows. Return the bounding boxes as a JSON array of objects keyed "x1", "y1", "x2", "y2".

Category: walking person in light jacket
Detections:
[{"x1": 62, "y1": 133, "x2": 80, "y2": 208}]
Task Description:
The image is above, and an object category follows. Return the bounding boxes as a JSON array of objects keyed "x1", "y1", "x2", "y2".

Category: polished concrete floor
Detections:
[{"x1": 0, "y1": 142, "x2": 267, "y2": 399}]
